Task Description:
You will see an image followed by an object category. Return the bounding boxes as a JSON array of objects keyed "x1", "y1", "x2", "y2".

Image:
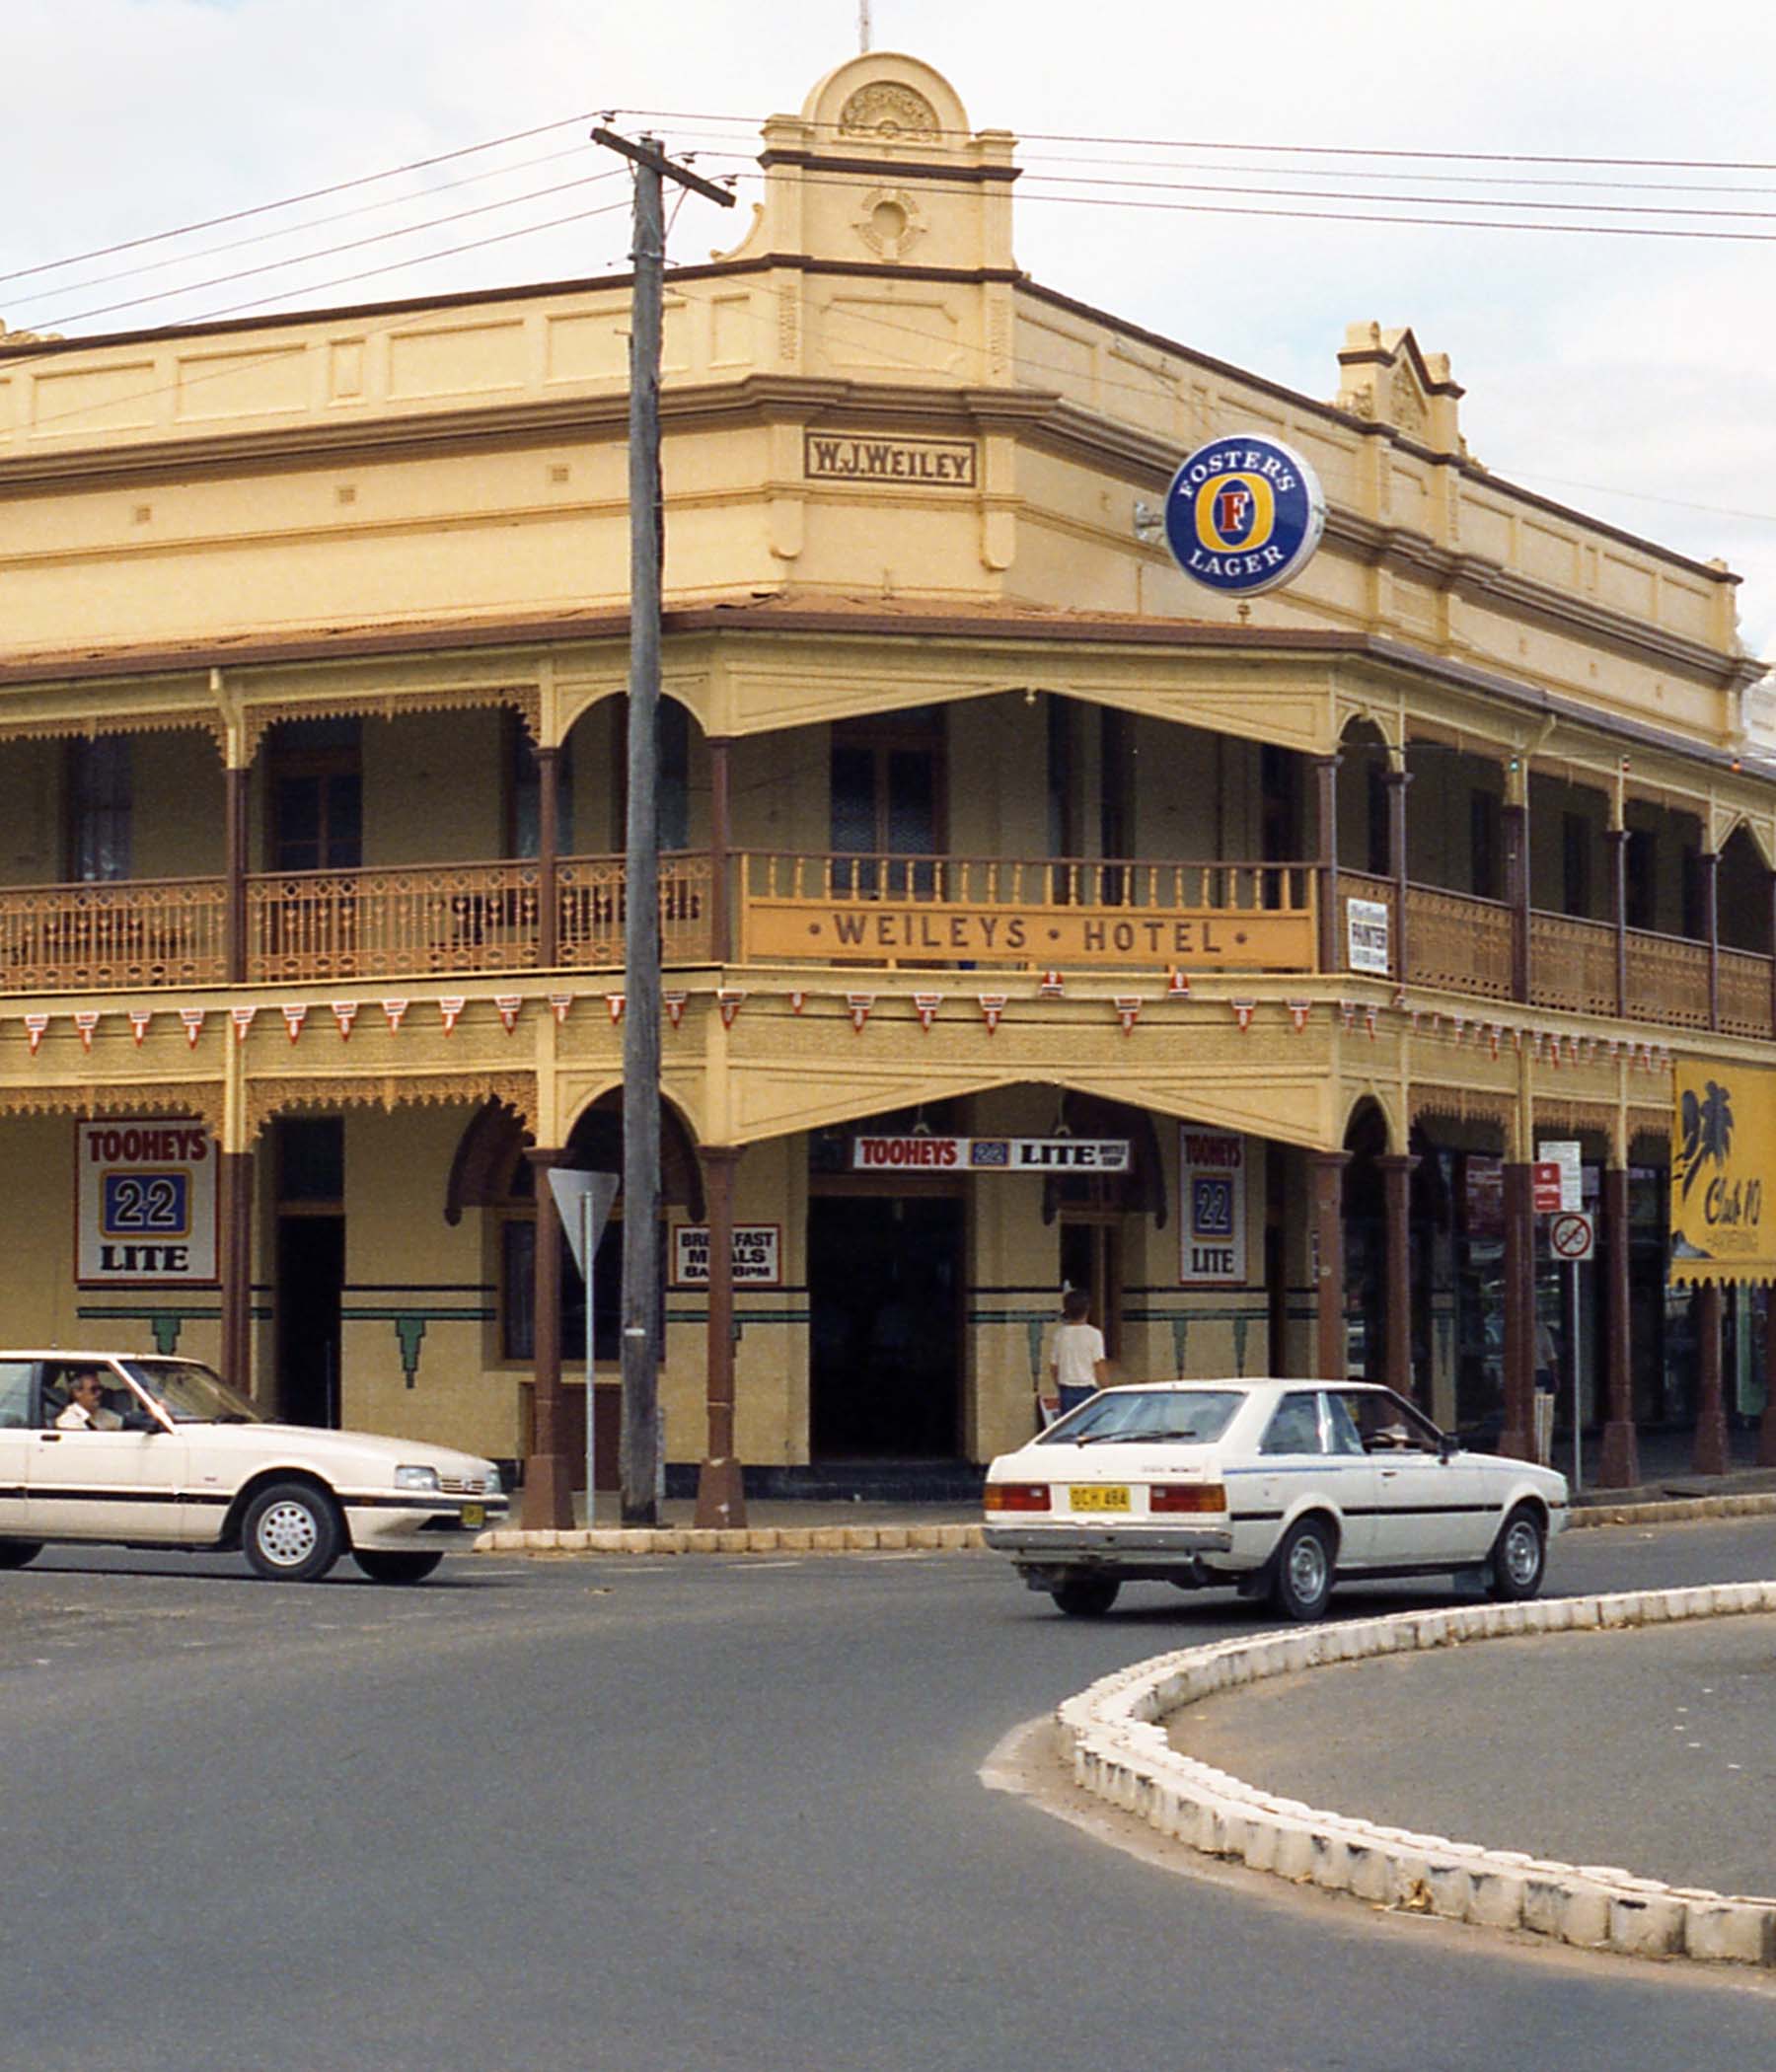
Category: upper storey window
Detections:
[
  {"x1": 269, "y1": 718, "x2": 362, "y2": 874},
  {"x1": 66, "y1": 736, "x2": 132, "y2": 883}
]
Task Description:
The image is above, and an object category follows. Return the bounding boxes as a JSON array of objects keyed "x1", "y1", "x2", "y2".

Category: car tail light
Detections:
[
  {"x1": 985, "y1": 1482, "x2": 1051, "y2": 1513},
  {"x1": 1149, "y1": 1483, "x2": 1226, "y2": 1515}
]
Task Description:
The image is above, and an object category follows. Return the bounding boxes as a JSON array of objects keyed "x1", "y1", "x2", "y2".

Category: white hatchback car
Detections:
[
  {"x1": 0, "y1": 1352, "x2": 507, "y2": 1583},
  {"x1": 984, "y1": 1378, "x2": 1568, "y2": 1620}
]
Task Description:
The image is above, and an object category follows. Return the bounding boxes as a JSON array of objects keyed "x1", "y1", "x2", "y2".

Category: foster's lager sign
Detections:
[{"x1": 1163, "y1": 432, "x2": 1325, "y2": 596}]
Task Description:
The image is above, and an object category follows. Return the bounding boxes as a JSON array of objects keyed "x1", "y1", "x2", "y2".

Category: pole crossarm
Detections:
[{"x1": 590, "y1": 127, "x2": 736, "y2": 209}]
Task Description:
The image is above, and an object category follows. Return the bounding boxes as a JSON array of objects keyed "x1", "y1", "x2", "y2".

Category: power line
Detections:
[{"x1": 0, "y1": 109, "x2": 607, "y2": 289}]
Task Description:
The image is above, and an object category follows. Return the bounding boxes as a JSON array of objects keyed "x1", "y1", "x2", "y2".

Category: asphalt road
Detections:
[{"x1": 3, "y1": 1520, "x2": 1774, "y2": 2072}]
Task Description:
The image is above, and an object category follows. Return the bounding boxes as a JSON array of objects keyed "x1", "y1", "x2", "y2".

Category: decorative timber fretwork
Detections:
[
  {"x1": 241, "y1": 682, "x2": 541, "y2": 763},
  {"x1": 245, "y1": 1070, "x2": 537, "y2": 1142},
  {"x1": 0, "y1": 710, "x2": 226, "y2": 756},
  {"x1": 0, "y1": 1081, "x2": 224, "y2": 1130},
  {"x1": 1409, "y1": 1086, "x2": 1516, "y2": 1135}
]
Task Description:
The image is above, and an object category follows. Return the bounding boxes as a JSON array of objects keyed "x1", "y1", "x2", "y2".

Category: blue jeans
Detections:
[{"x1": 1058, "y1": 1382, "x2": 1095, "y2": 1415}]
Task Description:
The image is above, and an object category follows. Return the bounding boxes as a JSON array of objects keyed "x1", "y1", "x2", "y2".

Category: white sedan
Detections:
[
  {"x1": 0, "y1": 1351, "x2": 507, "y2": 1583},
  {"x1": 984, "y1": 1378, "x2": 1568, "y2": 1620}
]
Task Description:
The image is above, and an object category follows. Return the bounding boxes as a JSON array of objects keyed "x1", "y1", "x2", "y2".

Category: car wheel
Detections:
[
  {"x1": 1269, "y1": 1517, "x2": 1335, "y2": 1621},
  {"x1": 242, "y1": 1482, "x2": 342, "y2": 1583},
  {"x1": 0, "y1": 1540, "x2": 41, "y2": 1570},
  {"x1": 354, "y1": 1551, "x2": 445, "y2": 1585},
  {"x1": 1488, "y1": 1504, "x2": 1547, "y2": 1601},
  {"x1": 1051, "y1": 1574, "x2": 1121, "y2": 1618}
]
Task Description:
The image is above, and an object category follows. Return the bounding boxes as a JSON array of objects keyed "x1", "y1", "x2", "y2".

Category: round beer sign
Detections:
[{"x1": 1162, "y1": 432, "x2": 1326, "y2": 597}]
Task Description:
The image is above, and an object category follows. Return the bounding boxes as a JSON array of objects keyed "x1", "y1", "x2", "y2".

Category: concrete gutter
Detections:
[
  {"x1": 473, "y1": 1486, "x2": 1776, "y2": 1557},
  {"x1": 1053, "y1": 1583, "x2": 1776, "y2": 1967}
]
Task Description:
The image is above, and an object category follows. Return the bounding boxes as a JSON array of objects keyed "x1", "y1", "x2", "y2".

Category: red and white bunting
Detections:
[
  {"x1": 977, "y1": 994, "x2": 1006, "y2": 1035},
  {"x1": 1039, "y1": 970, "x2": 1066, "y2": 998},
  {"x1": 1166, "y1": 969, "x2": 1191, "y2": 999},
  {"x1": 549, "y1": 993, "x2": 573, "y2": 1027},
  {"x1": 180, "y1": 1008, "x2": 206, "y2": 1050},
  {"x1": 382, "y1": 999, "x2": 409, "y2": 1035},
  {"x1": 1230, "y1": 999, "x2": 1256, "y2": 1032},
  {"x1": 1339, "y1": 1000, "x2": 1357, "y2": 1034},
  {"x1": 605, "y1": 994, "x2": 626, "y2": 1025},
  {"x1": 281, "y1": 1004, "x2": 308, "y2": 1044},
  {"x1": 662, "y1": 992, "x2": 688, "y2": 1028},
  {"x1": 439, "y1": 996, "x2": 467, "y2": 1036},
  {"x1": 74, "y1": 1010, "x2": 101, "y2": 1053},
  {"x1": 495, "y1": 995, "x2": 524, "y2": 1035},
  {"x1": 128, "y1": 1009, "x2": 153, "y2": 1048},
  {"x1": 788, "y1": 990, "x2": 807, "y2": 1015},
  {"x1": 1529, "y1": 1031, "x2": 1544, "y2": 1062},
  {"x1": 1488, "y1": 1024, "x2": 1503, "y2": 1060},
  {"x1": 1288, "y1": 999, "x2": 1311, "y2": 1033},
  {"x1": 913, "y1": 993, "x2": 943, "y2": 1031},
  {"x1": 24, "y1": 1012, "x2": 48, "y2": 1056},
  {"x1": 1363, "y1": 1004, "x2": 1378, "y2": 1040},
  {"x1": 332, "y1": 1000, "x2": 359, "y2": 1042},
  {"x1": 1393, "y1": 988, "x2": 1408, "y2": 1010},
  {"x1": 1512, "y1": 1026, "x2": 1523, "y2": 1052},
  {"x1": 1571, "y1": 1035, "x2": 1584, "y2": 1067},
  {"x1": 848, "y1": 993, "x2": 875, "y2": 1034},
  {"x1": 1546, "y1": 1033, "x2": 1561, "y2": 1070},
  {"x1": 717, "y1": 989, "x2": 747, "y2": 1029},
  {"x1": 1115, "y1": 996, "x2": 1144, "y2": 1036},
  {"x1": 1450, "y1": 1014, "x2": 1466, "y2": 1045},
  {"x1": 230, "y1": 1005, "x2": 257, "y2": 1045}
]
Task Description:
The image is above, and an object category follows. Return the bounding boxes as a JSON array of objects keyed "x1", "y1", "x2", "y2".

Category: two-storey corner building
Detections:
[{"x1": 2, "y1": 50, "x2": 1771, "y2": 1514}]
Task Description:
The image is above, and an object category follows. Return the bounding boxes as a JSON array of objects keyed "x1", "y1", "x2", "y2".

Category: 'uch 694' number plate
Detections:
[{"x1": 1070, "y1": 1485, "x2": 1130, "y2": 1514}]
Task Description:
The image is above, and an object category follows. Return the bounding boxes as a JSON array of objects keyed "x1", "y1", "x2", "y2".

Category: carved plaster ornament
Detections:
[
  {"x1": 838, "y1": 82, "x2": 941, "y2": 143},
  {"x1": 853, "y1": 187, "x2": 925, "y2": 263},
  {"x1": 1388, "y1": 360, "x2": 1430, "y2": 437}
]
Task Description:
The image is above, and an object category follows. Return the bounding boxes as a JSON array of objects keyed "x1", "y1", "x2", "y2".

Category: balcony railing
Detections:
[
  {"x1": 0, "y1": 876, "x2": 227, "y2": 992},
  {"x1": 737, "y1": 851, "x2": 1316, "y2": 969},
  {"x1": 0, "y1": 851, "x2": 1766, "y2": 1047}
]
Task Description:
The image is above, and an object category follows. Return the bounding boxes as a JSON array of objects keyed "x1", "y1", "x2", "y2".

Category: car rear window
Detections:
[{"x1": 1038, "y1": 1388, "x2": 1243, "y2": 1445}]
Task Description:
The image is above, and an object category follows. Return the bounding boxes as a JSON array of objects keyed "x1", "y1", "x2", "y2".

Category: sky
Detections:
[{"x1": 11, "y1": 0, "x2": 1776, "y2": 652}]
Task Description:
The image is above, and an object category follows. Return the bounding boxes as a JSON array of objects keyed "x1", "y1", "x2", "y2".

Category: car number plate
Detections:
[
  {"x1": 1070, "y1": 1485, "x2": 1130, "y2": 1513},
  {"x1": 461, "y1": 1504, "x2": 486, "y2": 1527}
]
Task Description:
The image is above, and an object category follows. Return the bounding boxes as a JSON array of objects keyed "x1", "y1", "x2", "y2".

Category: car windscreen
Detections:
[
  {"x1": 119, "y1": 1360, "x2": 261, "y2": 1425},
  {"x1": 1037, "y1": 1388, "x2": 1243, "y2": 1446}
]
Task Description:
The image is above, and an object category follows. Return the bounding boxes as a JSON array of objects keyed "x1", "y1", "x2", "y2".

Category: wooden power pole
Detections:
[{"x1": 592, "y1": 127, "x2": 732, "y2": 1524}]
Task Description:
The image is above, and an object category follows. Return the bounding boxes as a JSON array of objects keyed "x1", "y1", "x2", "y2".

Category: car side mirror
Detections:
[{"x1": 1438, "y1": 1433, "x2": 1456, "y2": 1462}]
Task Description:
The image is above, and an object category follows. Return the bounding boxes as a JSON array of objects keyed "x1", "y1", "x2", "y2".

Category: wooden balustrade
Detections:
[
  {"x1": 1527, "y1": 911, "x2": 1619, "y2": 1016},
  {"x1": 556, "y1": 852, "x2": 712, "y2": 968},
  {"x1": 0, "y1": 876, "x2": 227, "y2": 995},
  {"x1": 1718, "y1": 946, "x2": 1772, "y2": 1039},
  {"x1": 1625, "y1": 928, "x2": 1712, "y2": 1030},
  {"x1": 1403, "y1": 883, "x2": 1514, "y2": 999},
  {"x1": 246, "y1": 861, "x2": 543, "y2": 984}
]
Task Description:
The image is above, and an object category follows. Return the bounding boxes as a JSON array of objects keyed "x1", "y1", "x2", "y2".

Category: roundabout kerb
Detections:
[{"x1": 1054, "y1": 1584, "x2": 1776, "y2": 1968}]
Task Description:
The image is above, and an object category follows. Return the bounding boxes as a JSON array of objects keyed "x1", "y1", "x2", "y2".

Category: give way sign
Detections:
[{"x1": 1548, "y1": 1211, "x2": 1595, "y2": 1263}]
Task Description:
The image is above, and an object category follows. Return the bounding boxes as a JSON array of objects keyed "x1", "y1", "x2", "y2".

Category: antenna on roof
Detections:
[{"x1": 859, "y1": 1, "x2": 871, "y2": 52}]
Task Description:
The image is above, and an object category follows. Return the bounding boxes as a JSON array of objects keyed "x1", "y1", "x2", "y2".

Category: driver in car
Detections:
[{"x1": 54, "y1": 1369, "x2": 121, "y2": 1432}]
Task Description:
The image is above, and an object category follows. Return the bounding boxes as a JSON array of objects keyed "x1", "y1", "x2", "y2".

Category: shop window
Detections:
[
  {"x1": 66, "y1": 736, "x2": 133, "y2": 882},
  {"x1": 499, "y1": 1210, "x2": 664, "y2": 1365}
]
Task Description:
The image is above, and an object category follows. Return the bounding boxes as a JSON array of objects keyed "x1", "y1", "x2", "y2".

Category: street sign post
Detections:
[
  {"x1": 548, "y1": 1170, "x2": 620, "y2": 1516},
  {"x1": 1530, "y1": 1162, "x2": 1565, "y2": 1215},
  {"x1": 1545, "y1": 1208, "x2": 1593, "y2": 1495}
]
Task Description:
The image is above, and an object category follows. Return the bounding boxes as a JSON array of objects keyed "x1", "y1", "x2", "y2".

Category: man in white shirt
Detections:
[
  {"x1": 54, "y1": 1369, "x2": 120, "y2": 1432},
  {"x1": 1046, "y1": 1289, "x2": 1109, "y2": 1421}
]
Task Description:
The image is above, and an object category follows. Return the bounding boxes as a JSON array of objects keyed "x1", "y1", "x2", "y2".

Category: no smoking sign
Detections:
[{"x1": 1548, "y1": 1212, "x2": 1595, "y2": 1263}]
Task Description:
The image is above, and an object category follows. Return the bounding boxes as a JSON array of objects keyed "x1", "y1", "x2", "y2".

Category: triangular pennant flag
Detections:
[
  {"x1": 1339, "y1": 1000, "x2": 1356, "y2": 1033},
  {"x1": 74, "y1": 1010, "x2": 101, "y2": 1053},
  {"x1": 788, "y1": 990, "x2": 807, "y2": 1014},
  {"x1": 281, "y1": 1004, "x2": 308, "y2": 1044},
  {"x1": 549, "y1": 993, "x2": 573, "y2": 1026},
  {"x1": 382, "y1": 999, "x2": 408, "y2": 1034},
  {"x1": 332, "y1": 1001, "x2": 359, "y2": 1042},
  {"x1": 977, "y1": 994, "x2": 1006, "y2": 1034},
  {"x1": 717, "y1": 990, "x2": 747, "y2": 1029},
  {"x1": 439, "y1": 997, "x2": 466, "y2": 1036},
  {"x1": 24, "y1": 1012, "x2": 49, "y2": 1056},
  {"x1": 1450, "y1": 1014, "x2": 1466, "y2": 1045},
  {"x1": 128, "y1": 1009, "x2": 153, "y2": 1048},
  {"x1": 495, "y1": 995, "x2": 523, "y2": 1035},
  {"x1": 1166, "y1": 969, "x2": 1191, "y2": 999},
  {"x1": 662, "y1": 992, "x2": 688, "y2": 1029},
  {"x1": 1115, "y1": 996, "x2": 1144, "y2": 1036},
  {"x1": 1230, "y1": 999, "x2": 1256, "y2": 1032},
  {"x1": 1288, "y1": 999, "x2": 1311, "y2": 1033},
  {"x1": 230, "y1": 1005, "x2": 257, "y2": 1044},
  {"x1": 1488, "y1": 1024, "x2": 1503, "y2": 1060},
  {"x1": 913, "y1": 993, "x2": 943, "y2": 1031},
  {"x1": 1363, "y1": 1005, "x2": 1378, "y2": 1040},
  {"x1": 180, "y1": 1008, "x2": 206, "y2": 1050},
  {"x1": 1039, "y1": 970, "x2": 1066, "y2": 998},
  {"x1": 847, "y1": 993, "x2": 875, "y2": 1034},
  {"x1": 605, "y1": 994, "x2": 626, "y2": 1025},
  {"x1": 1530, "y1": 1030, "x2": 1545, "y2": 1063}
]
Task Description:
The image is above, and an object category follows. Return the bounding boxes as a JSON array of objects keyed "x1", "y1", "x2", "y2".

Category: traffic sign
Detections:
[
  {"x1": 1531, "y1": 1161, "x2": 1565, "y2": 1215},
  {"x1": 1537, "y1": 1140, "x2": 1584, "y2": 1211},
  {"x1": 1549, "y1": 1211, "x2": 1595, "y2": 1263}
]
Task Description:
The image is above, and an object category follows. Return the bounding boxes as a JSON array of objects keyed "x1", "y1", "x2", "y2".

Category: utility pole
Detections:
[{"x1": 592, "y1": 126, "x2": 733, "y2": 1524}]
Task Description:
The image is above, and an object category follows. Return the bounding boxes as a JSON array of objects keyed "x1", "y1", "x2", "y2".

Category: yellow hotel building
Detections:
[{"x1": 5, "y1": 52, "x2": 1773, "y2": 1523}]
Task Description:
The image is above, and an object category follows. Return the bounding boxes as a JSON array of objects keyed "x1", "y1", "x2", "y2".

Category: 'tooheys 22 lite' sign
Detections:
[
  {"x1": 1163, "y1": 433, "x2": 1326, "y2": 596},
  {"x1": 76, "y1": 1118, "x2": 219, "y2": 1286}
]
